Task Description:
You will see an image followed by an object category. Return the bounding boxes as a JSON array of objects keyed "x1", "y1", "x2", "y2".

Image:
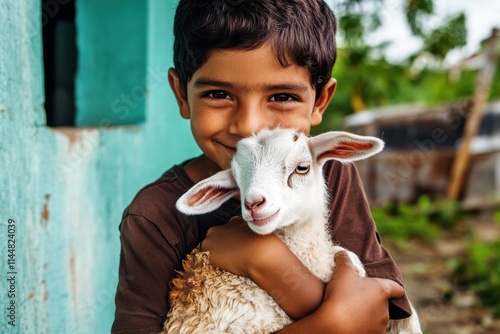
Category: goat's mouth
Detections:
[{"x1": 249, "y1": 210, "x2": 280, "y2": 227}]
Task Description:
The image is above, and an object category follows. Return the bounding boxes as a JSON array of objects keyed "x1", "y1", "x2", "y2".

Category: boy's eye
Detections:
[
  {"x1": 269, "y1": 94, "x2": 297, "y2": 102},
  {"x1": 204, "y1": 91, "x2": 232, "y2": 100}
]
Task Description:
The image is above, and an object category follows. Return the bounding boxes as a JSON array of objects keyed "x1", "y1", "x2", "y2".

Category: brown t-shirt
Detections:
[{"x1": 111, "y1": 159, "x2": 411, "y2": 334}]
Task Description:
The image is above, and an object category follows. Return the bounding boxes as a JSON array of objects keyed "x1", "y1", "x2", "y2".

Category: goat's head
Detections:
[{"x1": 176, "y1": 128, "x2": 383, "y2": 235}]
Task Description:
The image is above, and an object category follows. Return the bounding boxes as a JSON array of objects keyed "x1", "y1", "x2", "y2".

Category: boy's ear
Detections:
[
  {"x1": 168, "y1": 68, "x2": 191, "y2": 119},
  {"x1": 311, "y1": 78, "x2": 337, "y2": 127}
]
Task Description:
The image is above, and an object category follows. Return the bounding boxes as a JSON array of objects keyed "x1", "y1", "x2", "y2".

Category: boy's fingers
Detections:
[
  {"x1": 229, "y1": 215, "x2": 241, "y2": 222},
  {"x1": 333, "y1": 251, "x2": 353, "y2": 266},
  {"x1": 375, "y1": 278, "x2": 405, "y2": 299},
  {"x1": 334, "y1": 250, "x2": 405, "y2": 299}
]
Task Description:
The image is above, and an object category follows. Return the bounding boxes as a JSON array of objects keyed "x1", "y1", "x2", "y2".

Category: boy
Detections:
[{"x1": 112, "y1": 0, "x2": 412, "y2": 333}]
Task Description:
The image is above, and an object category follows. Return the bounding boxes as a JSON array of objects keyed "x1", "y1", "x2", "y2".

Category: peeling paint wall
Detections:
[{"x1": 0, "y1": 1, "x2": 198, "y2": 333}]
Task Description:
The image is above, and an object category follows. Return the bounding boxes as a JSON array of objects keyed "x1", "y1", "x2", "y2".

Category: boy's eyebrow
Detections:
[
  {"x1": 193, "y1": 77, "x2": 309, "y2": 92},
  {"x1": 193, "y1": 78, "x2": 233, "y2": 89},
  {"x1": 263, "y1": 83, "x2": 309, "y2": 92}
]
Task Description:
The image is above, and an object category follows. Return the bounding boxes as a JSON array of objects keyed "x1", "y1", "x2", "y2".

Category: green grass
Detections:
[
  {"x1": 374, "y1": 197, "x2": 500, "y2": 318},
  {"x1": 454, "y1": 238, "x2": 500, "y2": 317},
  {"x1": 371, "y1": 195, "x2": 463, "y2": 242}
]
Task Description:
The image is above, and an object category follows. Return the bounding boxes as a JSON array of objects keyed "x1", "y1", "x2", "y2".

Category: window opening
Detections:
[{"x1": 42, "y1": 0, "x2": 77, "y2": 127}]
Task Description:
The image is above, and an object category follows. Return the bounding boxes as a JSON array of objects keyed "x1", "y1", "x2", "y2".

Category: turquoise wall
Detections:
[
  {"x1": 0, "y1": 0, "x2": 199, "y2": 333},
  {"x1": 76, "y1": 0, "x2": 147, "y2": 126}
]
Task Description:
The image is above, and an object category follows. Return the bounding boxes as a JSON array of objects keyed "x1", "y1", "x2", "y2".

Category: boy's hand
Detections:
[
  {"x1": 201, "y1": 216, "x2": 325, "y2": 319},
  {"x1": 276, "y1": 251, "x2": 404, "y2": 334},
  {"x1": 201, "y1": 216, "x2": 266, "y2": 276},
  {"x1": 203, "y1": 219, "x2": 404, "y2": 333},
  {"x1": 323, "y1": 251, "x2": 404, "y2": 333}
]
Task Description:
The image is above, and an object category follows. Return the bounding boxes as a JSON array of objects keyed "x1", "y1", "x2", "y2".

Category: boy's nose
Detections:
[{"x1": 228, "y1": 104, "x2": 269, "y2": 137}]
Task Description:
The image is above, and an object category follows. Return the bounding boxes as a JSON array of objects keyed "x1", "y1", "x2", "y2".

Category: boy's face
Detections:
[{"x1": 169, "y1": 42, "x2": 336, "y2": 171}]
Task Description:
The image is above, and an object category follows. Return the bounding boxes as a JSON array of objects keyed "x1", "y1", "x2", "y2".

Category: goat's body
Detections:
[
  {"x1": 165, "y1": 178, "x2": 336, "y2": 333},
  {"x1": 164, "y1": 129, "x2": 422, "y2": 334},
  {"x1": 165, "y1": 249, "x2": 292, "y2": 334},
  {"x1": 274, "y1": 218, "x2": 334, "y2": 281},
  {"x1": 164, "y1": 217, "x2": 366, "y2": 334}
]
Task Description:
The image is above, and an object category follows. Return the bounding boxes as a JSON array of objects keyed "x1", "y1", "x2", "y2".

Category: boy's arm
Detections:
[
  {"x1": 274, "y1": 252, "x2": 405, "y2": 334},
  {"x1": 325, "y1": 161, "x2": 412, "y2": 318},
  {"x1": 112, "y1": 213, "x2": 181, "y2": 333},
  {"x1": 202, "y1": 218, "x2": 325, "y2": 319},
  {"x1": 202, "y1": 221, "x2": 403, "y2": 333}
]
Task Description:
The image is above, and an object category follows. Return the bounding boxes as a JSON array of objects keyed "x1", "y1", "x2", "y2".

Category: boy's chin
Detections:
[{"x1": 201, "y1": 155, "x2": 228, "y2": 171}]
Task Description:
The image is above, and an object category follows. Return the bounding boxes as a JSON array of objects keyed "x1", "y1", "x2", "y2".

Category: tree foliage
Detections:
[
  {"x1": 405, "y1": 0, "x2": 434, "y2": 37},
  {"x1": 333, "y1": 0, "x2": 468, "y2": 61},
  {"x1": 314, "y1": 0, "x2": 499, "y2": 134}
]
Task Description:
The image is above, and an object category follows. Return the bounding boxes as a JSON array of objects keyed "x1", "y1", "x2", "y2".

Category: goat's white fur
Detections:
[{"x1": 164, "y1": 128, "x2": 422, "y2": 334}]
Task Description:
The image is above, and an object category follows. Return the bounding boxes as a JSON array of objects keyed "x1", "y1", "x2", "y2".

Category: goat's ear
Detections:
[
  {"x1": 309, "y1": 131, "x2": 384, "y2": 165},
  {"x1": 176, "y1": 169, "x2": 239, "y2": 215}
]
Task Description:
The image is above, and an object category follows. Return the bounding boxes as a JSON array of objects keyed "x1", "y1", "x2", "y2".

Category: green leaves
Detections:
[
  {"x1": 313, "y1": 0, "x2": 486, "y2": 135},
  {"x1": 339, "y1": 14, "x2": 365, "y2": 46},
  {"x1": 335, "y1": 0, "x2": 385, "y2": 47},
  {"x1": 422, "y1": 13, "x2": 467, "y2": 60},
  {"x1": 333, "y1": 0, "x2": 468, "y2": 62},
  {"x1": 404, "y1": 0, "x2": 467, "y2": 59},
  {"x1": 405, "y1": 0, "x2": 434, "y2": 36},
  {"x1": 370, "y1": 195, "x2": 463, "y2": 242},
  {"x1": 455, "y1": 239, "x2": 500, "y2": 317}
]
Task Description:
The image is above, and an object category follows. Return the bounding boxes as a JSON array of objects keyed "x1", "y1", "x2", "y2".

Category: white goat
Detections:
[{"x1": 163, "y1": 128, "x2": 422, "y2": 334}]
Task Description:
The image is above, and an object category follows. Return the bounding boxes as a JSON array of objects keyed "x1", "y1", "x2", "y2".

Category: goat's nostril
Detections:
[{"x1": 244, "y1": 196, "x2": 265, "y2": 210}]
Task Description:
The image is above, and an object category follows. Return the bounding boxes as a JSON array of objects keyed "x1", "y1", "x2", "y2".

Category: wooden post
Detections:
[{"x1": 447, "y1": 28, "x2": 499, "y2": 200}]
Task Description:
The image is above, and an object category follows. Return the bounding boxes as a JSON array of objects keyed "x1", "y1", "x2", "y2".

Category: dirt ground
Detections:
[{"x1": 384, "y1": 211, "x2": 500, "y2": 334}]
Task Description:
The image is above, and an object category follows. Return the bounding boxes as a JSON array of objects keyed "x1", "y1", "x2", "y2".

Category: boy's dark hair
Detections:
[{"x1": 173, "y1": 0, "x2": 337, "y2": 99}]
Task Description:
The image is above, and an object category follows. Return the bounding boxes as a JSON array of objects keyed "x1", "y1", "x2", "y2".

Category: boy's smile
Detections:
[{"x1": 169, "y1": 42, "x2": 336, "y2": 181}]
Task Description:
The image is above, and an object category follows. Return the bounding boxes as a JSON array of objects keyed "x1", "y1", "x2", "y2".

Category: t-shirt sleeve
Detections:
[
  {"x1": 325, "y1": 161, "x2": 412, "y2": 319},
  {"x1": 111, "y1": 213, "x2": 184, "y2": 334}
]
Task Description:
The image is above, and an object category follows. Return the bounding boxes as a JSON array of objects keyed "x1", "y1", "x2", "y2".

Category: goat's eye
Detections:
[{"x1": 295, "y1": 163, "x2": 310, "y2": 174}]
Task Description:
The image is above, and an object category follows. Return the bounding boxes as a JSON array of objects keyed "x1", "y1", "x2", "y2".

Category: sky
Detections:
[{"x1": 329, "y1": 0, "x2": 500, "y2": 65}]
